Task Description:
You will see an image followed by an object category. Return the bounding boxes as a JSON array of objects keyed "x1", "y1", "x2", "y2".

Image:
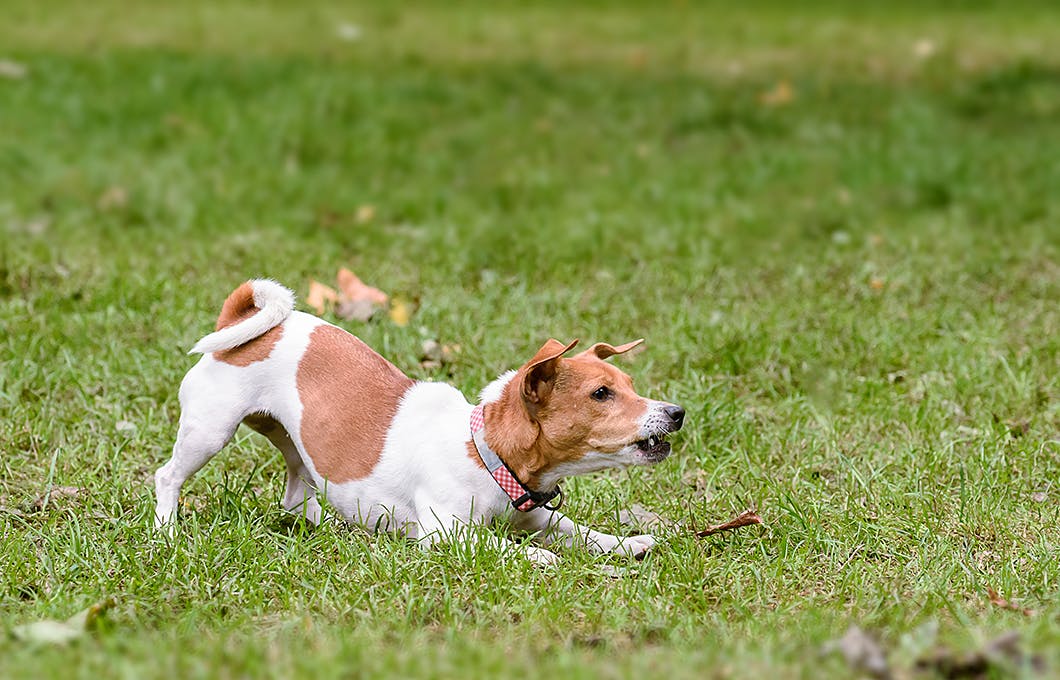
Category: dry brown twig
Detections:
[{"x1": 695, "y1": 509, "x2": 763, "y2": 538}]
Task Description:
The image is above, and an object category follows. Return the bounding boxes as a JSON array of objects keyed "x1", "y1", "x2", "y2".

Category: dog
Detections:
[{"x1": 154, "y1": 279, "x2": 685, "y2": 564}]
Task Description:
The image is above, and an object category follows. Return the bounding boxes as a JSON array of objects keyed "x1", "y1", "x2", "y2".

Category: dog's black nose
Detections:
[{"x1": 664, "y1": 404, "x2": 685, "y2": 430}]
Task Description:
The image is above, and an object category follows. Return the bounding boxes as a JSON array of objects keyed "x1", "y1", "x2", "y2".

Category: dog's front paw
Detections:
[
  {"x1": 525, "y1": 545, "x2": 561, "y2": 567},
  {"x1": 613, "y1": 534, "x2": 656, "y2": 560}
]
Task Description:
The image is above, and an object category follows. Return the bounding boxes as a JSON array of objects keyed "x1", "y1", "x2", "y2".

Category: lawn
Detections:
[{"x1": 2, "y1": 1, "x2": 1059, "y2": 677}]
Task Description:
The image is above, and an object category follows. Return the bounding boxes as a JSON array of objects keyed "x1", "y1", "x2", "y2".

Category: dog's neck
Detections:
[{"x1": 478, "y1": 371, "x2": 557, "y2": 492}]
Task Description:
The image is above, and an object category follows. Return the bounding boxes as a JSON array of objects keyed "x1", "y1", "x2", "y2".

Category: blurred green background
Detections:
[{"x1": 1, "y1": 1, "x2": 1058, "y2": 677}]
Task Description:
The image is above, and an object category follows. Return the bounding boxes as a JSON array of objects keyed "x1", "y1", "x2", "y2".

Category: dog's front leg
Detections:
[{"x1": 512, "y1": 508, "x2": 656, "y2": 559}]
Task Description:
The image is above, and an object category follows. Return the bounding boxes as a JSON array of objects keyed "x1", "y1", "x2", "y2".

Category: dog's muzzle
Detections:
[{"x1": 634, "y1": 403, "x2": 685, "y2": 462}]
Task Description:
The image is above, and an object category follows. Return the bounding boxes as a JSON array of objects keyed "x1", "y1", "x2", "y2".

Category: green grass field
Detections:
[{"x1": 2, "y1": 1, "x2": 1059, "y2": 676}]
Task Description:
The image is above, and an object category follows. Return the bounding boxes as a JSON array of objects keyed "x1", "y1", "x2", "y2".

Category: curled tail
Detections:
[{"x1": 189, "y1": 279, "x2": 295, "y2": 355}]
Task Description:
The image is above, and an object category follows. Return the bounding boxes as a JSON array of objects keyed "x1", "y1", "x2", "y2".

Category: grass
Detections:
[{"x1": 2, "y1": 0, "x2": 1059, "y2": 676}]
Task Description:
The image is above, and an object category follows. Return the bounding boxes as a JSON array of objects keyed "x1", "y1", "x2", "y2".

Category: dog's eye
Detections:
[{"x1": 591, "y1": 386, "x2": 612, "y2": 401}]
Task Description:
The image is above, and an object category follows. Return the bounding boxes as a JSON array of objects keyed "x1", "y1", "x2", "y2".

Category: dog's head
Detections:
[{"x1": 484, "y1": 338, "x2": 684, "y2": 490}]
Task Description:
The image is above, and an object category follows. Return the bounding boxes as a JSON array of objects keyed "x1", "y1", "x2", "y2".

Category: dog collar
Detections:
[{"x1": 470, "y1": 404, "x2": 562, "y2": 512}]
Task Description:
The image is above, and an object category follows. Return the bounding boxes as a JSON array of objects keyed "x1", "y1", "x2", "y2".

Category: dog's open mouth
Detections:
[{"x1": 634, "y1": 433, "x2": 671, "y2": 462}]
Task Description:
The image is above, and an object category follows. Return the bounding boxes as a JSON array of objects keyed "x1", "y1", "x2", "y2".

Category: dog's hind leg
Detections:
[
  {"x1": 244, "y1": 415, "x2": 322, "y2": 525},
  {"x1": 154, "y1": 373, "x2": 244, "y2": 530}
]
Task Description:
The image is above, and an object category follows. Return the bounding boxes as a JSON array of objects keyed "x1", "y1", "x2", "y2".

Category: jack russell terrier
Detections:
[{"x1": 154, "y1": 279, "x2": 685, "y2": 564}]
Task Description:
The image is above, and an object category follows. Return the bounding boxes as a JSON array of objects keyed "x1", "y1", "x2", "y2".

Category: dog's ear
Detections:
[
  {"x1": 521, "y1": 338, "x2": 579, "y2": 407},
  {"x1": 576, "y1": 339, "x2": 644, "y2": 361}
]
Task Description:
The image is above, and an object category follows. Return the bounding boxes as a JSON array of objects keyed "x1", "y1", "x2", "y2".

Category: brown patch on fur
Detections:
[
  {"x1": 297, "y1": 324, "x2": 414, "y2": 483},
  {"x1": 484, "y1": 339, "x2": 648, "y2": 489},
  {"x1": 215, "y1": 281, "x2": 255, "y2": 330},
  {"x1": 214, "y1": 325, "x2": 284, "y2": 366},
  {"x1": 211, "y1": 281, "x2": 284, "y2": 367},
  {"x1": 466, "y1": 439, "x2": 486, "y2": 469}
]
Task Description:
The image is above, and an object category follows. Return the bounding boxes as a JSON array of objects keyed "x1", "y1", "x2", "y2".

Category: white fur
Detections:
[
  {"x1": 155, "y1": 301, "x2": 662, "y2": 563},
  {"x1": 639, "y1": 399, "x2": 677, "y2": 438},
  {"x1": 188, "y1": 279, "x2": 295, "y2": 355},
  {"x1": 479, "y1": 370, "x2": 516, "y2": 404}
]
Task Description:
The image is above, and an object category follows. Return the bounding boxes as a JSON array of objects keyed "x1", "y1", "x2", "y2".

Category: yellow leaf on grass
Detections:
[
  {"x1": 913, "y1": 38, "x2": 937, "y2": 60},
  {"x1": 759, "y1": 80, "x2": 794, "y2": 107},
  {"x1": 355, "y1": 205, "x2": 376, "y2": 224},
  {"x1": 306, "y1": 280, "x2": 339, "y2": 314},
  {"x1": 388, "y1": 298, "x2": 411, "y2": 327}
]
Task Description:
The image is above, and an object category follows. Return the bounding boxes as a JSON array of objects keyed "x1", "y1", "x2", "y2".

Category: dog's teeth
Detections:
[{"x1": 648, "y1": 435, "x2": 657, "y2": 447}]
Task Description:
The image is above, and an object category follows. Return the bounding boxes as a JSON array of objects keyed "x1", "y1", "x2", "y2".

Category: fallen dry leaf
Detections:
[
  {"x1": 30, "y1": 486, "x2": 85, "y2": 512},
  {"x1": 25, "y1": 216, "x2": 50, "y2": 235},
  {"x1": 1003, "y1": 418, "x2": 1029, "y2": 438},
  {"x1": 13, "y1": 619, "x2": 84, "y2": 645},
  {"x1": 419, "y1": 340, "x2": 459, "y2": 368},
  {"x1": 355, "y1": 204, "x2": 375, "y2": 223},
  {"x1": 337, "y1": 267, "x2": 388, "y2": 306},
  {"x1": 913, "y1": 38, "x2": 937, "y2": 60},
  {"x1": 310, "y1": 268, "x2": 401, "y2": 323},
  {"x1": 618, "y1": 504, "x2": 671, "y2": 533},
  {"x1": 986, "y1": 587, "x2": 1035, "y2": 617},
  {"x1": 421, "y1": 340, "x2": 443, "y2": 363},
  {"x1": 335, "y1": 298, "x2": 377, "y2": 322},
  {"x1": 163, "y1": 113, "x2": 193, "y2": 131},
  {"x1": 821, "y1": 625, "x2": 891, "y2": 680},
  {"x1": 335, "y1": 22, "x2": 362, "y2": 42},
  {"x1": 695, "y1": 509, "x2": 762, "y2": 537},
  {"x1": 0, "y1": 59, "x2": 27, "y2": 79},
  {"x1": 315, "y1": 208, "x2": 345, "y2": 228},
  {"x1": 916, "y1": 631, "x2": 1042, "y2": 678},
  {"x1": 759, "y1": 80, "x2": 794, "y2": 107},
  {"x1": 682, "y1": 469, "x2": 716, "y2": 500},
  {"x1": 306, "y1": 280, "x2": 339, "y2": 315},
  {"x1": 13, "y1": 598, "x2": 114, "y2": 645},
  {"x1": 869, "y1": 277, "x2": 886, "y2": 291},
  {"x1": 97, "y1": 186, "x2": 128, "y2": 211},
  {"x1": 625, "y1": 48, "x2": 648, "y2": 69}
]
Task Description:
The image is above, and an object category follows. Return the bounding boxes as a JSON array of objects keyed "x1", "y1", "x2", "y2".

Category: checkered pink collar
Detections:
[{"x1": 470, "y1": 404, "x2": 562, "y2": 512}]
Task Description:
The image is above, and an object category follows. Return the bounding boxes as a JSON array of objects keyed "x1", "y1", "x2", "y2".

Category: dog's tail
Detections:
[{"x1": 189, "y1": 279, "x2": 296, "y2": 355}]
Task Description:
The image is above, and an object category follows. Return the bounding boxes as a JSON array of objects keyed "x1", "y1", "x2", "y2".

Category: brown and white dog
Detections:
[{"x1": 154, "y1": 279, "x2": 685, "y2": 564}]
